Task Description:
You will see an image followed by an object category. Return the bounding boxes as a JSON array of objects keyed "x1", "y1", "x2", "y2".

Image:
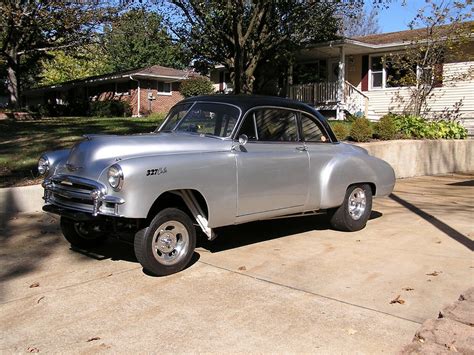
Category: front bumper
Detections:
[{"x1": 43, "y1": 175, "x2": 125, "y2": 217}]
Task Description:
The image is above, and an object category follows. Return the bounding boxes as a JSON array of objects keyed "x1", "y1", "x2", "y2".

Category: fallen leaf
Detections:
[
  {"x1": 87, "y1": 337, "x2": 101, "y2": 342},
  {"x1": 436, "y1": 241, "x2": 442, "y2": 244},
  {"x1": 37, "y1": 296, "x2": 45, "y2": 304},
  {"x1": 107, "y1": 273, "x2": 113, "y2": 277},
  {"x1": 356, "y1": 239, "x2": 361, "y2": 242},
  {"x1": 29, "y1": 282, "x2": 40, "y2": 288},
  {"x1": 426, "y1": 271, "x2": 442, "y2": 276},
  {"x1": 390, "y1": 295, "x2": 405, "y2": 304},
  {"x1": 402, "y1": 287, "x2": 414, "y2": 291},
  {"x1": 27, "y1": 347, "x2": 39, "y2": 353},
  {"x1": 237, "y1": 266, "x2": 247, "y2": 271}
]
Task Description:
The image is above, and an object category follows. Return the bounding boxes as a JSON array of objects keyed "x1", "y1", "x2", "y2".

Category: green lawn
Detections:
[{"x1": 0, "y1": 116, "x2": 164, "y2": 188}]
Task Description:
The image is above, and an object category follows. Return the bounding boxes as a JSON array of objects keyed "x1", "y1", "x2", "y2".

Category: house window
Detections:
[
  {"x1": 370, "y1": 55, "x2": 432, "y2": 90},
  {"x1": 370, "y1": 56, "x2": 384, "y2": 89},
  {"x1": 157, "y1": 81, "x2": 172, "y2": 95},
  {"x1": 115, "y1": 81, "x2": 130, "y2": 96}
]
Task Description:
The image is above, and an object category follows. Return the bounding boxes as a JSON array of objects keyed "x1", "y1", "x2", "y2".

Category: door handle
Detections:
[{"x1": 295, "y1": 146, "x2": 307, "y2": 152}]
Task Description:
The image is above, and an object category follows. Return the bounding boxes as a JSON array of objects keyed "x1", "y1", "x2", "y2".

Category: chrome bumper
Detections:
[{"x1": 43, "y1": 175, "x2": 125, "y2": 217}]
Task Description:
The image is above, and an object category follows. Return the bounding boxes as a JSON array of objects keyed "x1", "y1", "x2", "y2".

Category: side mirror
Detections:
[{"x1": 238, "y1": 134, "x2": 248, "y2": 146}]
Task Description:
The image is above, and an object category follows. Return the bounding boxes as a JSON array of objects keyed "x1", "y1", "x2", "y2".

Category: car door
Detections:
[
  {"x1": 299, "y1": 112, "x2": 335, "y2": 210},
  {"x1": 234, "y1": 107, "x2": 309, "y2": 218}
]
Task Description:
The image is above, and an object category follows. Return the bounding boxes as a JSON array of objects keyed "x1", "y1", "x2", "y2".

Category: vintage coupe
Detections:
[{"x1": 39, "y1": 95, "x2": 395, "y2": 276}]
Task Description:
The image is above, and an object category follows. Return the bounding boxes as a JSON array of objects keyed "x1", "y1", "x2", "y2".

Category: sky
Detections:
[{"x1": 368, "y1": 0, "x2": 473, "y2": 33}]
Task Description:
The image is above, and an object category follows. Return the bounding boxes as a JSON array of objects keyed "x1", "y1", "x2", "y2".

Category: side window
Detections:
[
  {"x1": 301, "y1": 114, "x2": 328, "y2": 143},
  {"x1": 237, "y1": 113, "x2": 257, "y2": 140},
  {"x1": 254, "y1": 109, "x2": 299, "y2": 142}
]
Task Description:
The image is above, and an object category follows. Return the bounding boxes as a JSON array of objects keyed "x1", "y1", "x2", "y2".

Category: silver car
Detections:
[{"x1": 39, "y1": 95, "x2": 395, "y2": 276}]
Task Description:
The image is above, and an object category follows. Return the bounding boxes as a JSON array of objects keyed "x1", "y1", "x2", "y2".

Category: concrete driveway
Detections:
[{"x1": 1, "y1": 174, "x2": 473, "y2": 353}]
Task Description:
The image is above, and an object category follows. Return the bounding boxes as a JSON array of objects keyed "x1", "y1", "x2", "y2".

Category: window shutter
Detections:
[
  {"x1": 361, "y1": 55, "x2": 369, "y2": 91},
  {"x1": 433, "y1": 63, "x2": 443, "y2": 88}
]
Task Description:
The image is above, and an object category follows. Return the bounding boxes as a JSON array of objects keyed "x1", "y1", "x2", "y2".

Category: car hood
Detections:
[{"x1": 59, "y1": 132, "x2": 231, "y2": 177}]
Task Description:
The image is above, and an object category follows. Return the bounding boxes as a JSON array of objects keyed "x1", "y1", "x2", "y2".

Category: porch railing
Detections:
[
  {"x1": 288, "y1": 81, "x2": 369, "y2": 117},
  {"x1": 288, "y1": 82, "x2": 338, "y2": 105}
]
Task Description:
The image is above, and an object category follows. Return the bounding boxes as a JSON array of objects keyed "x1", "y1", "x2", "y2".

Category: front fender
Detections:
[{"x1": 100, "y1": 151, "x2": 237, "y2": 227}]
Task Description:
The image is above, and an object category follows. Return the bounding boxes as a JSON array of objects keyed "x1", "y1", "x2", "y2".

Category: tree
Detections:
[
  {"x1": 340, "y1": 6, "x2": 381, "y2": 37},
  {"x1": 0, "y1": 1, "x2": 116, "y2": 108},
  {"x1": 388, "y1": 0, "x2": 473, "y2": 116},
  {"x1": 39, "y1": 45, "x2": 113, "y2": 86},
  {"x1": 163, "y1": 1, "x2": 341, "y2": 94},
  {"x1": 103, "y1": 9, "x2": 190, "y2": 72}
]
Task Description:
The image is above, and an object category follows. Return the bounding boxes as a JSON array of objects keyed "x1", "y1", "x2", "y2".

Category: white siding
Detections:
[{"x1": 365, "y1": 61, "x2": 474, "y2": 120}]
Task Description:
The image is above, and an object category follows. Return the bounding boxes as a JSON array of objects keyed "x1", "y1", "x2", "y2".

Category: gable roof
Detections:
[
  {"x1": 352, "y1": 21, "x2": 474, "y2": 45},
  {"x1": 25, "y1": 65, "x2": 194, "y2": 93}
]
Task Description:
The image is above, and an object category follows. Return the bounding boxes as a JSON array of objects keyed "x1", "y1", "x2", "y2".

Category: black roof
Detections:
[
  {"x1": 182, "y1": 94, "x2": 316, "y2": 113},
  {"x1": 180, "y1": 94, "x2": 337, "y2": 141}
]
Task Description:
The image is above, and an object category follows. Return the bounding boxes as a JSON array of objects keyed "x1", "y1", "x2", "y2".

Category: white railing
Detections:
[
  {"x1": 288, "y1": 82, "x2": 338, "y2": 105},
  {"x1": 288, "y1": 81, "x2": 369, "y2": 117},
  {"x1": 344, "y1": 81, "x2": 369, "y2": 117}
]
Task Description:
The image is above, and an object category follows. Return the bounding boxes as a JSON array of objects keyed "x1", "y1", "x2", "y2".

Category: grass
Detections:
[{"x1": 0, "y1": 116, "x2": 165, "y2": 188}]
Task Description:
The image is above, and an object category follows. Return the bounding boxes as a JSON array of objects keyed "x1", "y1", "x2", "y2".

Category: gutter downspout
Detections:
[{"x1": 129, "y1": 75, "x2": 141, "y2": 117}]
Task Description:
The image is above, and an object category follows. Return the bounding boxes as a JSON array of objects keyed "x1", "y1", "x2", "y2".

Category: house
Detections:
[
  {"x1": 212, "y1": 22, "x2": 474, "y2": 133},
  {"x1": 23, "y1": 65, "x2": 195, "y2": 116},
  {"x1": 288, "y1": 23, "x2": 474, "y2": 125}
]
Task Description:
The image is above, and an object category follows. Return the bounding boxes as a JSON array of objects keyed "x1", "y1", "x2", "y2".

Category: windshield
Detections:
[{"x1": 160, "y1": 102, "x2": 240, "y2": 138}]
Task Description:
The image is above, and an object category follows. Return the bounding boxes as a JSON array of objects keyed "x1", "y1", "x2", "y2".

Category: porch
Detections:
[{"x1": 288, "y1": 80, "x2": 369, "y2": 119}]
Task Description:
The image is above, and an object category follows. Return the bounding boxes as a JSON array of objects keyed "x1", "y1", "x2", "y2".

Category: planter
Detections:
[{"x1": 355, "y1": 139, "x2": 473, "y2": 179}]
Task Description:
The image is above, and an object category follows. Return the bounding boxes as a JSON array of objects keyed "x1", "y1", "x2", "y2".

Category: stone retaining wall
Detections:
[{"x1": 355, "y1": 139, "x2": 473, "y2": 179}]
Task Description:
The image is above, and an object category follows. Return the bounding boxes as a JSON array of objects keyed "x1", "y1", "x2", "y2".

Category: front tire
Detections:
[
  {"x1": 134, "y1": 208, "x2": 196, "y2": 276},
  {"x1": 60, "y1": 217, "x2": 106, "y2": 248},
  {"x1": 329, "y1": 184, "x2": 373, "y2": 232}
]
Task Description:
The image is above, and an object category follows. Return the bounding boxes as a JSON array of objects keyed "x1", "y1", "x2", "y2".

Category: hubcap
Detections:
[
  {"x1": 348, "y1": 187, "x2": 367, "y2": 221},
  {"x1": 152, "y1": 220, "x2": 189, "y2": 266}
]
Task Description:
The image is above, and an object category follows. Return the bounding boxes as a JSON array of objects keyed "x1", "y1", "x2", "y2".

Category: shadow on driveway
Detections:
[{"x1": 389, "y1": 193, "x2": 473, "y2": 251}]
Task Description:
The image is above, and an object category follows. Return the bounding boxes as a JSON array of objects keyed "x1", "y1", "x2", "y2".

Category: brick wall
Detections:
[{"x1": 138, "y1": 81, "x2": 183, "y2": 116}]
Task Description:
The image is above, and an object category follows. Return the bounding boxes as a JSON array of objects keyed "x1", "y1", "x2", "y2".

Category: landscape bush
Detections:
[
  {"x1": 374, "y1": 113, "x2": 398, "y2": 140},
  {"x1": 89, "y1": 100, "x2": 132, "y2": 117},
  {"x1": 331, "y1": 122, "x2": 350, "y2": 140},
  {"x1": 179, "y1": 77, "x2": 214, "y2": 98},
  {"x1": 349, "y1": 117, "x2": 373, "y2": 142},
  {"x1": 392, "y1": 114, "x2": 467, "y2": 139}
]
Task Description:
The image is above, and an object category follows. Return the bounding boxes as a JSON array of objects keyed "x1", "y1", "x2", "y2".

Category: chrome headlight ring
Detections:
[
  {"x1": 38, "y1": 156, "x2": 50, "y2": 175},
  {"x1": 107, "y1": 164, "x2": 124, "y2": 191}
]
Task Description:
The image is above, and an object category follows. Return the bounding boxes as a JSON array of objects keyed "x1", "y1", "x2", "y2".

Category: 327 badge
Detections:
[{"x1": 146, "y1": 167, "x2": 167, "y2": 176}]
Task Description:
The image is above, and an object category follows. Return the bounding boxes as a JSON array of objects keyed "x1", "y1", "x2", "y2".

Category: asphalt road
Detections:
[{"x1": 1, "y1": 174, "x2": 473, "y2": 353}]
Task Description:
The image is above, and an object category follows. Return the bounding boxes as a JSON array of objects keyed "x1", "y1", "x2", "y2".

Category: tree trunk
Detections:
[{"x1": 6, "y1": 47, "x2": 20, "y2": 108}]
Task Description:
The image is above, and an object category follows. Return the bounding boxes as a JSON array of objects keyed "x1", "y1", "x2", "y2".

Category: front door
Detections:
[{"x1": 234, "y1": 108, "x2": 309, "y2": 217}]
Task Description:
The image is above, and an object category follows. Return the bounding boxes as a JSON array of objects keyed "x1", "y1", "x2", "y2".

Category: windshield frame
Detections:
[{"x1": 157, "y1": 101, "x2": 243, "y2": 139}]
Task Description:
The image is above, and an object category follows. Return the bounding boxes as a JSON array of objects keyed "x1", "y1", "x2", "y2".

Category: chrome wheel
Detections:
[
  {"x1": 348, "y1": 187, "x2": 367, "y2": 221},
  {"x1": 151, "y1": 220, "x2": 189, "y2": 266}
]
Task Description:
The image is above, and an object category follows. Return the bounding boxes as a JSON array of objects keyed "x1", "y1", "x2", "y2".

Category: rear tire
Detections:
[
  {"x1": 134, "y1": 208, "x2": 196, "y2": 276},
  {"x1": 329, "y1": 184, "x2": 372, "y2": 232},
  {"x1": 60, "y1": 217, "x2": 106, "y2": 248}
]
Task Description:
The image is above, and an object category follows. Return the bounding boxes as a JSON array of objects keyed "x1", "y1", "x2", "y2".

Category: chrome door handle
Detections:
[{"x1": 295, "y1": 146, "x2": 307, "y2": 152}]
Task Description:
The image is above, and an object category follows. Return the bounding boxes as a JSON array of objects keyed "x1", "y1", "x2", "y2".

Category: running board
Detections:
[
  {"x1": 267, "y1": 210, "x2": 326, "y2": 220},
  {"x1": 171, "y1": 190, "x2": 217, "y2": 241}
]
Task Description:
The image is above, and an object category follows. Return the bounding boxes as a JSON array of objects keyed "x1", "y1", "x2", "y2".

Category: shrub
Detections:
[
  {"x1": 349, "y1": 117, "x2": 373, "y2": 142},
  {"x1": 89, "y1": 100, "x2": 132, "y2": 117},
  {"x1": 374, "y1": 114, "x2": 397, "y2": 140},
  {"x1": 179, "y1": 77, "x2": 214, "y2": 98},
  {"x1": 391, "y1": 114, "x2": 467, "y2": 139},
  {"x1": 332, "y1": 122, "x2": 350, "y2": 140}
]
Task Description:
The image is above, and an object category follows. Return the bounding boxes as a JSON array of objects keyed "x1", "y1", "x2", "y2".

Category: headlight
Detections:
[
  {"x1": 38, "y1": 156, "x2": 50, "y2": 175},
  {"x1": 107, "y1": 164, "x2": 123, "y2": 190}
]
